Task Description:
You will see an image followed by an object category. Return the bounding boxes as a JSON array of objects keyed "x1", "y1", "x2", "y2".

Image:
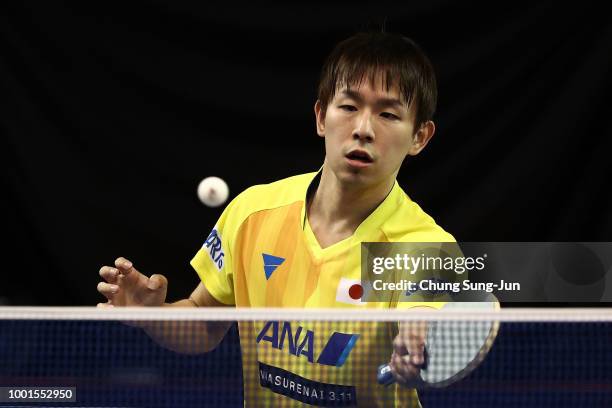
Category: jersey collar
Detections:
[{"x1": 300, "y1": 168, "x2": 403, "y2": 238}]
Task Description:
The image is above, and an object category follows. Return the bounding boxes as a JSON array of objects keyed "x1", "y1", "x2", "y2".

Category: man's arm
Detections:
[
  {"x1": 97, "y1": 257, "x2": 233, "y2": 354},
  {"x1": 141, "y1": 283, "x2": 233, "y2": 354}
]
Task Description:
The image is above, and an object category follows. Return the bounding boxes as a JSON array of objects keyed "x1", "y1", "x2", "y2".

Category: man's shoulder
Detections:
[
  {"x1": 383, "y1": 186, "x2": 456, "y2": 242},
  {"x1": 243, "y1": 172, "x2": 315, "y2": 197},
  {"x1": 225, "y1": 172, "x2": 315, "y2": 218}
]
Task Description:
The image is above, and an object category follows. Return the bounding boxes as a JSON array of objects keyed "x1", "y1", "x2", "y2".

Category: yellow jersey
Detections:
[{"x1": 191, "y1": 171, "x2": 454, "y2": 407}]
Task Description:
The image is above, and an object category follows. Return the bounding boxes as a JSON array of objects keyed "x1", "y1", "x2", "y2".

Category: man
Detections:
[{"x1": 97, "y1": 32, "x2": 453, "y2": 407}]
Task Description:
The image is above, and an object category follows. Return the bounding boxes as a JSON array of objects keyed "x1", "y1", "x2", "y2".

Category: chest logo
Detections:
[
  {"x1": 262, "y1": 253, "x2": 285, "y2": 280},
  {"x1": 256, "y1": 321, "x2": 359, "y2": 367}
]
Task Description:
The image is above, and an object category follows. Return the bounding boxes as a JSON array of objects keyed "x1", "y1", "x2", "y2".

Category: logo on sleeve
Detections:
[
  {"x1": 203, "y1": 227, "x2": 224, "y2": 271},
  {"x1": 262, "y1": 253, "x2": 285, "y2": 280}
]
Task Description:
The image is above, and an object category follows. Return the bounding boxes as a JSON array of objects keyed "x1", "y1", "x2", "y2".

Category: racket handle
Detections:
[
  {"x1": 377, "y1": 349, "x2": 428, "y2": 386},
  {"x1": 377, "y1": 364, "x2": 395, "y2": 385}
]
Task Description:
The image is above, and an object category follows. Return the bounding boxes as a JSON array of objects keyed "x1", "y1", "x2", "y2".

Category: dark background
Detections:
[{"x1": 2, "y1": 1, "x2": 610, "y2": 306}]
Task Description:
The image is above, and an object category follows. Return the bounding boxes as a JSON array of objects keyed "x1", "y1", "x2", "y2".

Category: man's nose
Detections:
[{"x1": 353, "y1": 111, "x2": 375, "y2": 142}]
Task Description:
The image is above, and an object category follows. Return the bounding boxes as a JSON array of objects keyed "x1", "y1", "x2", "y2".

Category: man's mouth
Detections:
[
  {"x1": 346, "y1": 149, "x2": 374, "y2": 163},
  {"x1": 345, "y1": 149, "x2": 374, "y2": 168}
]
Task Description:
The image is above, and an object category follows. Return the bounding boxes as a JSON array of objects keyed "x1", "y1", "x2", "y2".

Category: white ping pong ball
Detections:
[{"x1": 197, "y1": 177, "x2": 229, "y2": 207}]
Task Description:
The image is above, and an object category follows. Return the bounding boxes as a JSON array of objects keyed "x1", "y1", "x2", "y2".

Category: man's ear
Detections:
[
  {"x1": 407, "y1": 120, "x2": 435, "y2": 156},
  {"x1": 408, "y1": 120, "x2": 436, "y2": 156},
  {"x1": 314, "y1": 100, "x2": 325, "y2": 137}
]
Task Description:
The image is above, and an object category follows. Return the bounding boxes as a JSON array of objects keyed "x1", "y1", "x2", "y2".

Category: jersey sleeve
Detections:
[{"x1": 190, "y1": 197, "x2": 239, "y2": 305}]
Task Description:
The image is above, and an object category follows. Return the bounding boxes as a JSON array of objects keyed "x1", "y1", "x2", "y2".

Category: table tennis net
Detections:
[{"x1": 0, "y1": 307, "x2": 611, "y2": 407}]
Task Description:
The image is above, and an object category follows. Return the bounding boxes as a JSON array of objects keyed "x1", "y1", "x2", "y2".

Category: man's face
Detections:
[{"x1": 315, "y1": 78, "x2": 432, "y2": 189}]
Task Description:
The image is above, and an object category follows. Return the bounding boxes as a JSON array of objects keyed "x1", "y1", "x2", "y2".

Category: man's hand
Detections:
[
  {"x1": 97, "y1": 257, "x2": 167, "y2": 307},
  {"x1": 389, "y1": 320, "x2": 428, "y2": 387}
]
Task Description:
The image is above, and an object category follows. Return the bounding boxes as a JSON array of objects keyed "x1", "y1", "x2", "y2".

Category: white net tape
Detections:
[{"x1": 0, "y1": 306, "x2": 611, "y2": 321}]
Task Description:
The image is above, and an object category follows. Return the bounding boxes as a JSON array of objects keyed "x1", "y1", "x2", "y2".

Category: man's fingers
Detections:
[
  {"x1": 99, "y1": 266, "x2": 119, "y2": 283},
  {"x1": 406, "y1": 343, "x2": 425, "y2": 366},
  {"x1": 147, "y1": 274, "x2": 168, "y2": 290},
  {"x1": 389, "y1": 356, "x2": 408, "y2": 384},
  {"x1": 390, "y1": 351, "x2": 421, "y2": 385},
  {"x1": 393, "y1": 335, "x2": 409, "y2": 355},
  {"x1": 396, "y1": 322, "x2": 427, "y2": 367},
  {"x1": 114, "y1": 257, "x2": 134, "y2": 274},
  {"x1": 393, "y1": 335, "x2": 425, "y2": 366},
  {"x1": 96, "y1": 302, "x2": 114, "y2": 308},
  {"x1": 97, "y1": 281, "x2": 119, "y2": 297},
  {"x1": 389, "y1": 321, "x2": 428, "y2": 387},
  {"x1": 114, "y1": 257, "x2": 143, "y2": 285}
]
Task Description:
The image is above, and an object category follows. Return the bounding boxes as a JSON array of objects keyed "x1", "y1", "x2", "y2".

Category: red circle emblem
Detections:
[{"x1": 348, "y1": 284, "x2": 363, "y2": 300}]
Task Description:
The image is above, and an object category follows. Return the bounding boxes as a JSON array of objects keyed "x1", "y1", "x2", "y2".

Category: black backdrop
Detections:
[{"x1": 2, "y1": 2, "x2": 610, "y2": 305}]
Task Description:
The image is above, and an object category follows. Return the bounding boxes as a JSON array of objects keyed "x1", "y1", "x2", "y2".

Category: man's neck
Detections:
[{"x1": 306, "y1": 164, "x2": 395, "y2": 248}]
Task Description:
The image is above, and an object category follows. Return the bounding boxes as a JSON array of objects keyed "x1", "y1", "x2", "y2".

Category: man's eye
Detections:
[
  {"x1": 339, "y1": 105, "x2": 357, "y2": 112},
  {"x1": 381, "y1": 112, "x2": 400, "y2": 120}
]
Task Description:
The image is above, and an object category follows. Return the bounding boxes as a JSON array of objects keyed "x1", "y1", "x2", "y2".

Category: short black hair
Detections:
[{"x1": 317, "y1": 32, "x2": 437, "y2": 130}]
